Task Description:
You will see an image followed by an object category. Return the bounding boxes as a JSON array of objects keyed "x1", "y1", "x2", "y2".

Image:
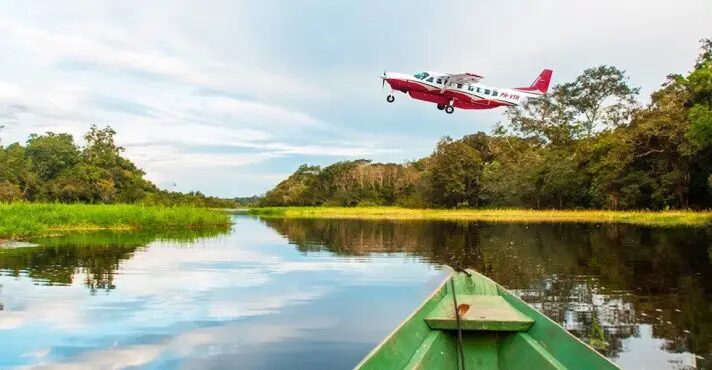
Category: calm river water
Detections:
[{"x1": 0, "y1": 215, "x2": 710, "y2": 369}]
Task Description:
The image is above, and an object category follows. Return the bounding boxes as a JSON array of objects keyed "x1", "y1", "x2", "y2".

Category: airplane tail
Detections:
[{"x1": 514, "y1": 69, "x2": 553, "y2": 95}]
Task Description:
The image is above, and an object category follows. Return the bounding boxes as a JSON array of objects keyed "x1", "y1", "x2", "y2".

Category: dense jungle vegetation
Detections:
[
  {"x1": 260, "y1": 40, "x2": 712, "y2": 210},
  {"x1": 0, "y1": 125, "x2": 235, "y2": 207}
]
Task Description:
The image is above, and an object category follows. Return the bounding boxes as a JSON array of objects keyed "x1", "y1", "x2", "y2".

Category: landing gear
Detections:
[
  {"x1": 437, "y1": 104, "x2": 445, "y2": 110},
  {"x1": 445, "y1": 105, "x2": 454, "y2": 114},
  {"x1": 386, "y1": 95, "x2": 395, "y2": 103}
]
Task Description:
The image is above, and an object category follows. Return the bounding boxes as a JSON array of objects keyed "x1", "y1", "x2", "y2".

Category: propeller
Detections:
[{"x1": 381, "y1": 70, "x2": 386, "y2": 90}]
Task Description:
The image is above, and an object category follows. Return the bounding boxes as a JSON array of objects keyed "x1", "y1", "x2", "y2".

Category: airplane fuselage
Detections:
[{"x1": 382, "y1": 69, "x2": 552, "y2": 114}]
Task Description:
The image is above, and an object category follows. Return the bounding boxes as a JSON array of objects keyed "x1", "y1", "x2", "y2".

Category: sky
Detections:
[{"x1": 0, "y1": 1, "x2": 710, "y2": 197}]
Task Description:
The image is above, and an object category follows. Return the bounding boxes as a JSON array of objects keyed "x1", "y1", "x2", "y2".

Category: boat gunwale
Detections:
[
  {"x1": 352, "y1": 272, "x2": 451, "y2": 369},
  {"x1": 488, "y1": 273, "x2": 620, "y2": 368},
  {"x1": 354, "y1": 269, "x2": 620, "y2": 369}
]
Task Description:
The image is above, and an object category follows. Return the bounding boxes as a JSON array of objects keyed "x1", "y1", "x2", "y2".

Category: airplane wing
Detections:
[{"x1": 444, "y1": 73, "x2": 484, "y2": 85}]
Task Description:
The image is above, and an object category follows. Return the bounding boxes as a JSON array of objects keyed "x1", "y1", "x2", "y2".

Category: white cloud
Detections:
[
  {"x1": 0, "y1": 18, "x2": 324, "y2": 100},
  {"x1": 1, "y1": 0, "x2": 710, "y2": 196}
]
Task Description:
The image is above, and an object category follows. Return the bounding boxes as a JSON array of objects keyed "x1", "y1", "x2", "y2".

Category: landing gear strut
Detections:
[
  {"x1": 386, "y1": 95, "x2": 395, "y2": 103},
  {"x1": 437, "y1": 104, "x2": 445, "y2": 110},
  {"x1": 445, "y1": 105, "x2": 454, "y2": 114}
]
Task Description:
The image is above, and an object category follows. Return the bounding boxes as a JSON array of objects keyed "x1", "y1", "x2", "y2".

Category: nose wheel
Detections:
[
  {"x1": 386, "y1": 95, "x2": 395, "y2": 103},
  {"x1": 445, "y1": 105, "x2": 454, "y2": 114}
]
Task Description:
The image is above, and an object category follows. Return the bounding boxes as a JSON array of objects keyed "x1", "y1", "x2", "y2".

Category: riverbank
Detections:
[
  {"x1": 0, "y1": 203, "x2": 233, "y2": 239},
  {"x1": 248, "y1": 207, "x2": 712, "y2": 227}
]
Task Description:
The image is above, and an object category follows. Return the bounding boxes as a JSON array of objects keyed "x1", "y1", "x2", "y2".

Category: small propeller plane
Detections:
[{"x1": 380, "y1": 69, "x2": 553, "y2": 114}]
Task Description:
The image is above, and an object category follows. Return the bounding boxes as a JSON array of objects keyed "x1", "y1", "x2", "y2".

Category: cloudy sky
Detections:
[{"x1": 0, "y1": 1, "x2": 710, "y2": 197}]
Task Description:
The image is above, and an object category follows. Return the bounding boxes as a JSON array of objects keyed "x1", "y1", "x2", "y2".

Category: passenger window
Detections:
[
  {"x1": 436, "y1": 79, "x2": 442, "y2": 84},
  {"x1": 457, "y1": 83, "x2": 463, "y2": 88},
  {"x1": 427, "y1": 77, "x2": 434, "y2": 82},
  {"x1": 492, "y1": 91, "x2": 498, "y2": 97},
  {"x1": 468, "y1": 86, "x2": 474, "y2": 91},
  {"x1": 484, "y1": 89, "x2": 490, "y2": 95},
  {"x1": 476, "y1": 87, "x2": 481, "y2": 93}
]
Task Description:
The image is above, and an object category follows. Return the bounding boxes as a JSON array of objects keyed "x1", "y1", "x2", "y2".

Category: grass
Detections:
[
  {"x1": 248, "y1": 206, "x2": 712, "y2": 227},
  {"x1": 0, "y1": 203, "x2": 233, "y2": 239}
]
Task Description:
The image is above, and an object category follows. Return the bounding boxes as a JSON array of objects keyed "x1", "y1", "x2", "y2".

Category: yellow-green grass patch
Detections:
[{"x1": 248, "y1": 207, "x2": 712, "y2": 227}]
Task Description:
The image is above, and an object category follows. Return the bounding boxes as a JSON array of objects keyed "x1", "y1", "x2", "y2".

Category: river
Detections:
[{"x1": 0, "y1": 215, "x2": 710, "y2": 369}]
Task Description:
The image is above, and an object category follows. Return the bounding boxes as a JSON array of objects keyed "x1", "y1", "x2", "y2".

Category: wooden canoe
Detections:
[{"x1": 355, "y1": 270, "x2": 619, "y2": 370}]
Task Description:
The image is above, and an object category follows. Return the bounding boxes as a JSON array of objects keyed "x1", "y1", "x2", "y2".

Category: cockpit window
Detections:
[
  {"x1": 414, "y1": 72, "x2": 429, "y2": 80},
  {"x1": 427, "y1": 77, "x2": 434, "y2": 83}
]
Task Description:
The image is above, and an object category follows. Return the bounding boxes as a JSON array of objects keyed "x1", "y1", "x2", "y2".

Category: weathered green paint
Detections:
[
  {"x1": 460, "y1": 332, "x2": 500, "y2": 369},
  {"x1": 496, "y1": 282, "x2": 618, "y2": 369},
  {"x1": 354, "y1": 270, "x2": 620, "y2": 370},
  {"x1": 403, "y1": 331, "x2": 457, "y2": 370},
  {"x1": 499, "y1": 333, "x2": 567, "y2": 370},
  {"x1": 425, "y1": 295, "x2": 534, "y2": 331}
]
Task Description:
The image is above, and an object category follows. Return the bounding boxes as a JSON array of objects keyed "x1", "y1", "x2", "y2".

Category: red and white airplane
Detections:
[{"x1": 380, "y1": 69, "x2": 553, "y2": 114}]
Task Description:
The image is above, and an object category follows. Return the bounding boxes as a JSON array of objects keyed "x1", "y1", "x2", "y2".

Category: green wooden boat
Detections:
[{"x1": 355, "y1": 270, "x2": 619, "y2": 370}]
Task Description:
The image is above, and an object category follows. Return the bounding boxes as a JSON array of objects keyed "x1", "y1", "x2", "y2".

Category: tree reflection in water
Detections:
[
  {"x1": 0, "y1": 228, "x2": 228, "y2": 294},
  {"x1": 260, "y1": 218, "x2": 712, "y2": 367}
]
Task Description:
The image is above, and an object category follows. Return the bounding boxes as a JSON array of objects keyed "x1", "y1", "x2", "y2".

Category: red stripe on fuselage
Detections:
[
  {"x1": 386, "y1": 78, "x2": 513, "y2": 110},
  {"x1": 445, "y1": 90, "x2": 514, "y2": 108},
  {"x1": 408, "y1": 90, "x2": 450, "y2": 105}
]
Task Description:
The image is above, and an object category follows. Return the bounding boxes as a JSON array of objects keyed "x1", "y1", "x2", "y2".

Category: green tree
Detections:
[
  {"x1": 560, "y1": 65, "x2": 639, "y2": 137},
  {"x1": 684, "y1": 39, "x2": 712, "y2": 151},
  {"x1": 428, "y1": 137, "x2": 483, "y2": 207},
  {"x1": 261, "y1": 164, "x2": 320, "y2": 206},
  {"x1": 25, "y1": 132, "x2": 80, "y2": 182},
  {"x1": 82, "y1": 125, "x2": 124, "y2": 168},
  {"x1": 0, "y1": 144, "x2": 38, "y2": 199},
  {"x1": 0, "y1": 181, "x2": 22, "y2": 201},
  {"x1": 504, "y1": 87, "x2": 578, "y2": 145}
]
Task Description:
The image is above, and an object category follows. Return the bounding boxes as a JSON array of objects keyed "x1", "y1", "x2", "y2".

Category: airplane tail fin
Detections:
[{"x1": 514, "y1": 69, "x2": 553, "y2": 95}]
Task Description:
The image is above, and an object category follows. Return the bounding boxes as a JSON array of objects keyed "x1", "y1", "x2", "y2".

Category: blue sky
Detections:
[{"x1": 0, "y1": 1, "x2": 710, "y2": 197}]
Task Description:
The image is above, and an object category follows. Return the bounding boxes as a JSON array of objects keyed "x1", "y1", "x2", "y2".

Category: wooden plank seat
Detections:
[{"x1": 425, "y1": 295, "x2": 534, "y2": 331}]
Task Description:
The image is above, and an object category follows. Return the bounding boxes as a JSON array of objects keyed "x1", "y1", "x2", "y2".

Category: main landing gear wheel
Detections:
[
  {"x1": 445, "y1": 105, "x2": 454, "y2": 114},
  {"x1": 437, "y1": 104, "x2": 445, "y2": 110},
  {"x1": 386, "y1": 95, "x2": 395, "y2": 103}
]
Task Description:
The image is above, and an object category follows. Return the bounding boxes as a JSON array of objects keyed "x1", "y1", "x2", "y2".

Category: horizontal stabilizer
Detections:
[{"x1": 514, "y1": 69, "x2": 553, "y2": 95}]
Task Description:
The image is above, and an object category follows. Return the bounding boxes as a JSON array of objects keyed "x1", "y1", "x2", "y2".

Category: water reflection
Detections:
[
  {"x1": 0, "y1": 218, "x2": 444, "y2": 369},
  {"x1": 0, "y1": 228, "x2": 228, "y2": 293},
  {"x1": 260, "y1": 218, "x2": 712, "y2": 369},
  {"x1": 1, "y1": 217, "x2": 710, "y2": 369}
]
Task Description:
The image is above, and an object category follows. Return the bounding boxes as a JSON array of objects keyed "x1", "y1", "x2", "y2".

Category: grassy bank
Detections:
[
  {"x1": 0, "y1": 203, "x2": 233, "y2": 239},
  {"x1": 248, "y1": 207, "x2": 712, "y2": 227}
]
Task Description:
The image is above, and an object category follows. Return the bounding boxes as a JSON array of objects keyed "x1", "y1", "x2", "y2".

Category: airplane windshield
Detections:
[{"x1": 414, "y1": 72, "x2": 429, "y2": 80}]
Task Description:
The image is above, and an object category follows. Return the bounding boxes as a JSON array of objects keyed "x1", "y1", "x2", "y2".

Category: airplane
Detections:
[{"x1": 380, "y1": 69, "x2": 553, "y2": 114}]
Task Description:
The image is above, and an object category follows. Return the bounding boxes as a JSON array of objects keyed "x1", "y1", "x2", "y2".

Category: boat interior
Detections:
[{"x1": 355, "y1": 271, "x2": 618, "y2": 370}]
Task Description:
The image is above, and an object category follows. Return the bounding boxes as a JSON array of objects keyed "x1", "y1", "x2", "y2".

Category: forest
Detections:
[
  {"x1": 260, "y1": 40, "x2": 712, "y2": 210},
  {"x1": 0, "y1": 125, "x2": 235, "y2": 207}
]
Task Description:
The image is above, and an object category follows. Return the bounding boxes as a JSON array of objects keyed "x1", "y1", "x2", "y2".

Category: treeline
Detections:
[
  {"x1": 261, "y1": 40, "x2": 712, "y2": 210},
  {"x1": 0, "y1": 125, "x2": 236, "y2": 207}
]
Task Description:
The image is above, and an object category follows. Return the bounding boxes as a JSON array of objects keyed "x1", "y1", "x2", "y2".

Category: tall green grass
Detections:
[
  {"x1": 0, "y1": 203, "x2": 233, "y2": 239},
  {"x1": 248, "y1": 207, "x2": 712, "y2": 227}
]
